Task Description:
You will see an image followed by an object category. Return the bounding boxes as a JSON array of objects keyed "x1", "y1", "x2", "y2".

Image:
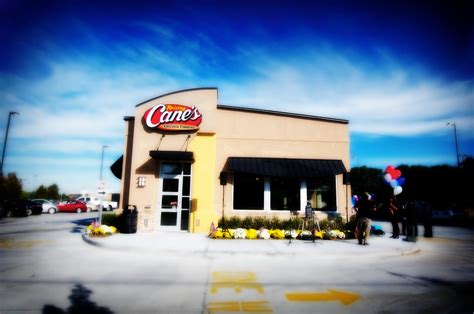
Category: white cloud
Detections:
[
  {"x1": 1, "y1": 29, "x2": 473, "y2": 193},
  {"x1": 219, "y1": 48, "x2": 474, "y2": 137}
]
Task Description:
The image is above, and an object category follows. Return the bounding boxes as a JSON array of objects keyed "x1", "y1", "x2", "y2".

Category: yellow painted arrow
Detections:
[{"x1": 286, "y1": 289, "x2": 360, "y2": 305}]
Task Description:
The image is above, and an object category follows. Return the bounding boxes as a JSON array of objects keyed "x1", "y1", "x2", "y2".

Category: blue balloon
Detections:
[
  {"x1": 352, "y1": 195, "x2": 358, "y2": 206},
  {"x1": 397, "y1": 176, "x2": 406, "y2": 186}
]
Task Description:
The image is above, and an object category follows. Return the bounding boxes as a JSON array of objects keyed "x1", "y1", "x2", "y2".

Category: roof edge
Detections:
[
  {"x1": 217, "y1": 104, "x2": 349, "y2": 124},
  {"x1": 135, "y1": 87, "x2": 218, "y2": 107}
]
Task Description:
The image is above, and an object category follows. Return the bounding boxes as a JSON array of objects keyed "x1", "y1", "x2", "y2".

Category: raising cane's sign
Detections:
[{"x1": 143, "y1": 104, "x2": 202, "y2": 131}]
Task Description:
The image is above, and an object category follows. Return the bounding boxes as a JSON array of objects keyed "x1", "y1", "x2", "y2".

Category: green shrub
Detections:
[
  {"x1": 218, "y1": 216, "x2": 229, "y2": 229},
  {"x1": 216, "y1": 215, "x2": 353, "y2": 233},
  {"x1": 318, "y1": 219, "x2": 330, "y2": 232},
  {"x1": 228, "y1": 216, "x2": 242, "y2": 229},
  {"x1": 252, "y1": 216, "x2": 268, "y2": 229},
  {"x1": 345, "y1": 215, "x2": 358, "y2": 232},
  {"x1": 281, "y1": 217, "x2": 301, "y2": 230},
  {"x1": 270, "y1": 216, "x2": 282, "y2": 229},
  {"x1": 101, "y1": 213, "x2": 120, "y2": 228},
  {"x1": 241, "y1": 216, "x2": 254, "y2": 229}
]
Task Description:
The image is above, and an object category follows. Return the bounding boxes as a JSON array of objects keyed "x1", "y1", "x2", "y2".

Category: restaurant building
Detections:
[{"x1": 111, "y1": 88, "x2": 351, "y2": 233}]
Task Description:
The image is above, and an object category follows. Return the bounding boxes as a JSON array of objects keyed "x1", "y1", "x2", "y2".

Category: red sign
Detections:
[{"x1": 144, "y1": 104, "x2": 202, "y2": 131}]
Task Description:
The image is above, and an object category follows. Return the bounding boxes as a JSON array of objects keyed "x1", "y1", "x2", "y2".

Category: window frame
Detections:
[{"x1": 231, "y1": 174, "x2": 339, "y2": 213}]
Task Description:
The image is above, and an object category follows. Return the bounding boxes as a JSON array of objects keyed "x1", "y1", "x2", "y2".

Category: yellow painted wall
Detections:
[{"x1": 188, "y1": 133, "x2": 218, "y2": 233}]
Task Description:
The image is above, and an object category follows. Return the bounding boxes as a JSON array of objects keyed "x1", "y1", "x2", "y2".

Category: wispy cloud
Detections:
[
  {"x1": 219, "y1": 47, "x2": 473, "y2": 137},
  {"x1": 1, "y1": 20, "x2": 472, "y2": 192}
]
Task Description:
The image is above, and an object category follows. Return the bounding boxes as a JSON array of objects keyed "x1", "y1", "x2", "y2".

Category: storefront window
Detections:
[
  {"x1": 162, "y1": 195, "x2": 178, "y2": 209},
  {"x1": 233, "y1": 174, "x2": 264, "y2": 210},
  {"x1": 270, "y1": 178, "x2": 300, "y2": 211},
  {"x1": 161, "y1": 163, "x2": 182, "y2": 175},
  {"x1": 163, "y1": 178, "x2": 179, "y2": 192},
  {"x1": 307, "y1": 177, "x2": 336, "y2": 211}
]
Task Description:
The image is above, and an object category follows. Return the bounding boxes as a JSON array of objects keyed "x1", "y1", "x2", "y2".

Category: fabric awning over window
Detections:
[
  {"x1": 110, "y1": 151, "x2": 194, "y2": 180},
  {"x1": 228, "y1": 157, "x2": 347, "y2": 178},
  {"x1": 110, "y1": 155, "x2": 123, "y2": 179},
  {"x1": 149, "y1": 150, "x2": 194, "y2": 161}
]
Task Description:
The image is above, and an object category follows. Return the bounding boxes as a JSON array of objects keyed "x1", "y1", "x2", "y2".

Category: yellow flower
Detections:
[
  {"x1": 223, "y1": 229, "x2": 234, "y2": 239},
  {"x1": 314, "y1": 231, "x2": 322, "y2": 239},
  {"x1": 210, "y1": 230, "x2": 219, "y2": 238},
  {"x1": 271, "y1": 229, "x2": 285, "y2": 239},
  {"x1": 246, "y1": 229, "x2": 258, "y2": 239}
]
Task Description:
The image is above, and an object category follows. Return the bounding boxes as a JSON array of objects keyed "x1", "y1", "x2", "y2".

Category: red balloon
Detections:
[
  {"x1": 391, "y1": 169, "x2": 402, "y2": 180},
  {"x1": 385, "y1": 165, "x2": 395, "y2": 173}
]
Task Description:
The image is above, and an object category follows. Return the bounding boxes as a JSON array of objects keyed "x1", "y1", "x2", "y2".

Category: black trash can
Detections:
[{"x1": 122, "y1": 205, "x2": 138, "y2": 234}]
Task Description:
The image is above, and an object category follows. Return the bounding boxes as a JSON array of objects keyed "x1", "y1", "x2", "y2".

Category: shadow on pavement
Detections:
[
  {"x1": 70, "y1": 218, "x2": 96, "y2": 233},
  {"x1": 43, "y1": 283, "x2": 113, "y2": 314}
]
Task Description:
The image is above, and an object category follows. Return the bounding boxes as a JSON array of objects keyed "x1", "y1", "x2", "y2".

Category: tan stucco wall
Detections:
[{"x1": 215, "y1": 107, "x2": 351, "y2": 221}]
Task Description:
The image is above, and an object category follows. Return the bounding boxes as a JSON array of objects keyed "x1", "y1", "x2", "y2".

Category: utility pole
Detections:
[
  {"x1": 447, "y1": 122, "x2": 460, "y2": 167},
  {"x1": 98, "y1": 145, "x2": 108, "y2": 224},
  {"x1": 100, "y1": 145, "x2": 108, "y2": 181},
  {"x1": 1, "y1": 111, "x2": 19, "y2": 176}
]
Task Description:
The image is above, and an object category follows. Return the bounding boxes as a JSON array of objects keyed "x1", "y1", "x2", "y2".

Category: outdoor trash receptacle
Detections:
[{"x1": 122, "y1": 205, "x2": 138, "y2": 234}]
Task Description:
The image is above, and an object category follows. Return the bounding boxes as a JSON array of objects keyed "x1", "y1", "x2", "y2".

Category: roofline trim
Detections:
[
  {"x1": 217, "y1": 104, "x2": 349, "y2": 124},
  {"x1": 135, "y1": 87, "x2": 218, "y2": 107}
]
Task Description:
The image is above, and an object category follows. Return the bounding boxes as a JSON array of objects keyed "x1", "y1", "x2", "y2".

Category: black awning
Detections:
[
  {"x1": 110, "y1": 155, "x2": 123, "y2": 179},
  {"x1": 228, "y1": 157, "x2": 346, "y2": 178},
  {"x1": 149, "y1": 150, "x2": 194, "y2": 161}
]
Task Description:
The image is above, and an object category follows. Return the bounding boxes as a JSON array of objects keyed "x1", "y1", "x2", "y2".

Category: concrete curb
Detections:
[
  {"x1": 80, "y1": 232, "x2": 421, "y2": 258},
  {"x1": 81, "y1": 233, "x2": 105, "y2": 248}
]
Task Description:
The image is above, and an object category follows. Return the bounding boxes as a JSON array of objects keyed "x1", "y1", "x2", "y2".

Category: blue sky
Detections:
[{"x1": 0, "y1": 0, "x2": 473, "y2": 194}]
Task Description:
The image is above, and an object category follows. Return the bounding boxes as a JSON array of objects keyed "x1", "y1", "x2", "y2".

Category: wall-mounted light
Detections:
[{"x1": 137, "y1": 176, "x2": 146, "y2": 187}]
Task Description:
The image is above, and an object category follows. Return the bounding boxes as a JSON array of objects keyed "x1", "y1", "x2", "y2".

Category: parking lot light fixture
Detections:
[
  {"x1": 100, "y1": 145, "x2": 108, "y2": 181},
  {"x1": 1, "y1": 111, "x2": 19, "y2": 176},
  {"x1": 447, "y1": 122, "x2": 460, "y2": 168}
]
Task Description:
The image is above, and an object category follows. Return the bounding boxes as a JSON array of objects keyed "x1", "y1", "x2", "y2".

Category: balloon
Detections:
[
  {"x1": 352, "y1": 195, "x2": 358, "y2": 205},
  {"x1": 385, "y1": 165, "x2": 395, "y2": 173},
  {"x1": 390, "y1": 179, "x2": 399, "y2": 188},
  {"x1": 390, "y1": 169, "x2": 402, "y2": 180},
  {"x1": 393, "y1": 186, "x2": 403, "y2": 195},
  {"x1": 397, "y1": 176, "x2": 406, "y2": 186},
  {"x1": 384, "y1": 173, "x2": 393, "y2": 183}
]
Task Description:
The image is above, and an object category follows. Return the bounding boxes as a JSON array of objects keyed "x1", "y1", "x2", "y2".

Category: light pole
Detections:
[
  {"x1": 447, "y1": 122, "x2": 460, "y2": 168},
  {"x1": 100, "y1": 145, "x2": 108, "y2": 181},
  {"x1": 98, "y1": 145, "x2": 108, "y2": 225},
  {"x1": 1, "y1": 111, "x2": 19, "y2": 176}
]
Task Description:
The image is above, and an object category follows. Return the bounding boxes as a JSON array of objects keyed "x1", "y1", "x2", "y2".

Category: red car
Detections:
[{"x1": 57, "y1": 200, "x2": 89, "y2": 213}]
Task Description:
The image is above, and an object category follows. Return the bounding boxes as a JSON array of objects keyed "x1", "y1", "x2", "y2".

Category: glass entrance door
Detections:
[{"x1": 159, "y1": 162, "x2": 191, "y2": 231}]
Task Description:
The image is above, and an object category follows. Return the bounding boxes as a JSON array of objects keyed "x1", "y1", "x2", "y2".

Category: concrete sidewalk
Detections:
[{"x1": 82, "y1": 228, "x2": 424, "y2": 258}]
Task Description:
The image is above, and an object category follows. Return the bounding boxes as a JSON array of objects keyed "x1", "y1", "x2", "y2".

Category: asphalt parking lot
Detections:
[{"x1": 1, "y1": 213, "x2": 473, "y2": 313}]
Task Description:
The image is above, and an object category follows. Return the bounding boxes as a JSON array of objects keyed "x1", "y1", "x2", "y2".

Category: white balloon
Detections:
[
  {"x1": 384, "y1": 173, "x2": 392, "y2": 183},
  {"x1": 394, "y1": 186, "x2": 403, "y2": 195}
]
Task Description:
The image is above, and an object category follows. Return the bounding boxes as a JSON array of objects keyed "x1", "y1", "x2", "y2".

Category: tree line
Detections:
[
  {"x1": 0, "y1": 173, "x2": 66, "y2": 201},
  {"x1": 350, "y1": 157, "x2": 474, "y2": 211}
]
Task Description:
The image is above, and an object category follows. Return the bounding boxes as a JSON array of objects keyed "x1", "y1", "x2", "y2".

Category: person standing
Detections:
[
  {"x1": 423, "y1": 202, "x2": 433, "y2": 238},
  {"x1": 388, "y1": 197, "x2": 400, "y2": 239},
  {"x1": 355, "y1": 192, "x2": 376, "y2": 245},
  {"x1": 405, "y1": 200, "x2": 418, "y2": 242},
  {"x1": 400, "y1": 201, "x2": 407, "y2": 236}
]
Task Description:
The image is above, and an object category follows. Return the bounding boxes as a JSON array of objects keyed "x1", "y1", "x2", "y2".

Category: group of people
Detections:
[{"x1": 354, "y1": 193, "x2": 433, "y2": 245}]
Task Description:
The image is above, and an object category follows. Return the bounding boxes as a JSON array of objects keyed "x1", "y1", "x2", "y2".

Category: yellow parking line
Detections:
[{"x1": 0, "y1": 238, "x2": 49, "y2": 249}]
